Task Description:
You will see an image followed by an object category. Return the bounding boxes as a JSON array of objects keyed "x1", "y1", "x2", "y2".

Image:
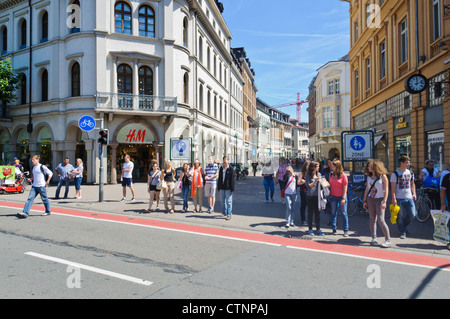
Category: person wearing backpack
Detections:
[
  {"x1": 18, "y1": 155, "x2": 53, "y2": 218},
  {"x1": 390, "y1": 155, "x2": 417, "y2": 239},
  {"x1": 419, "y1": 159, "x2": 441, "y2": 209}
]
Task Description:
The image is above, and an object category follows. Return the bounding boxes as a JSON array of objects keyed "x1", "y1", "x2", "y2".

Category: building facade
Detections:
[
  {"x1": 310, "y1": 55, "x2": 351, "y2": 161},
  {"x1": 290, "y1": 119, "x2": 309, "y2": 158},
  {"x1": 0, "y1": 0, "x2": 247, "y2": 183},
  {"x1": 343, "y1": 0, "x2": 449, "y2": 172}
]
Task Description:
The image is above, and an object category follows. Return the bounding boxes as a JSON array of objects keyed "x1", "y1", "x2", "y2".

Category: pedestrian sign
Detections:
[{"x1": 341, "y1": 130, "x2": 374, "y2": 162}]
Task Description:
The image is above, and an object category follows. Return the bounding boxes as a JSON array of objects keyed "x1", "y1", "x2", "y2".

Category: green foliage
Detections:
[{"x1": 0, "y1": 57, "x2": 21, "y2": 104}]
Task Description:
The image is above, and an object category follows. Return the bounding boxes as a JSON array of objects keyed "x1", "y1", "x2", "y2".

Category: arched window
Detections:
[
  {"x1": 71, "y1": 62, "x2": 81, "y2": 97},
  {"x1": 138, "y1": 66, "x2": 153, "y2": 95},
  {"x1": 183, "y1": 17, "x2": 188, "y2": 47},
  {"x1": 138, "y1": 5, "x2": 155, "y2": 38},
  {"x1": 115, "y1": 2, "x2": 132, "y2": 34},
  {"x1": 20, "y1": 19, "x2": 27, "y2": 49},
  {"x1": 41, "y1": 11, "x2": 48, "y2": 42},
  {"x1": 41, "y1": 69, "x2": 48, "y2": 101},
  {"x1": 198, "y1": 36, "x2": 203, "y2": 63},
  {"x1": 117, "y1": 64, "x2": 132, "y2": 94},
  {"x1": 199, "y1": 84, "x2": 203, "y2": 111},
  {"x1": 183, "y1": 73, "x2": 189, "y2": 103}
]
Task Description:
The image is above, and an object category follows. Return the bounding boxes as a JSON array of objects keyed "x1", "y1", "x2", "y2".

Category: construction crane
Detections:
[{"x1": 273, "y1": 93, "x2": 308, "y2": 123}]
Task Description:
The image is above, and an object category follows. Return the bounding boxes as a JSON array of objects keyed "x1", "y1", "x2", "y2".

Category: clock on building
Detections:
[{"x1": 404, "y1": 73, "x2": 429, "y2": 94}]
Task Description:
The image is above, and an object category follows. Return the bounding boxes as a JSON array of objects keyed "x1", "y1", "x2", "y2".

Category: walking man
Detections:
[
  {"x1": 390, "y1": 155, "x2": 417, "y2": 239},
  {"x1": 120, "y1": 155, "x2": 136, "y2": 202},
  {"x1": 18, "y1": 155, "x2": 53, "y2": 218},
  {"x1": 54, "y1": 157, "x2": 74, "y2": 199},
  {"x1": 204, "y1": 156, "x2": 219, "y2": 213},
  {"x1": 217, "y1": 156, "x2": 235, "y2": 220}
]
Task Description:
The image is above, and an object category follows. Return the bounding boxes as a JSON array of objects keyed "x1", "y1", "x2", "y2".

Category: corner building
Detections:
[
  {"x1": 0, "y1": 0, "x2": 240, "y2": 183},
  {"x1": 342, "y1": 0, "x2": 449, "y2": 172}
]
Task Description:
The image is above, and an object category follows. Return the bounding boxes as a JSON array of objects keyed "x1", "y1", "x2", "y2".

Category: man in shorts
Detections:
[
  {"x1": 120, "y1": 155, "x2": 135, "y2": 202},
  {"x1": 204, "y1": 156, "x2": 219, "y2": 213}
]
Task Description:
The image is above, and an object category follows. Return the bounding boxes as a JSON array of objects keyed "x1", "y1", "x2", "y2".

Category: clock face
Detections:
[{"x1": 405, "y1": 74, "x2": 428, "y2": 93}]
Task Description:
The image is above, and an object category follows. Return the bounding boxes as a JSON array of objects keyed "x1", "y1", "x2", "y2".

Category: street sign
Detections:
[
  {"x1": 341, "y1": 130, "x2": 374, "y2": 162},
  {"x1": 170, "y1": 138, "x2": 192, "y2": 161},
  {"x1": 78, "y1": 115, "x2": 96, "y2": 132}
]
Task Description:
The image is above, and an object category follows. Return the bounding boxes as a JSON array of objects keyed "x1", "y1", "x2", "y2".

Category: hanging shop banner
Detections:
[{"x1": 117, "y1": 123, "x2": 155, "y2": 144}]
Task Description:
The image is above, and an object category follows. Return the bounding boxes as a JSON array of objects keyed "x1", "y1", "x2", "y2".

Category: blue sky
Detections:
[{"x1": 222, "y1": 0, "x2": 351, "y2": 122}]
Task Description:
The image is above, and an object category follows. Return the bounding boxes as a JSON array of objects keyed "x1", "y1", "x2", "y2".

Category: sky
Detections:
[{"x1": 222, "y1": 0, "x2": 351, "y2": 122}]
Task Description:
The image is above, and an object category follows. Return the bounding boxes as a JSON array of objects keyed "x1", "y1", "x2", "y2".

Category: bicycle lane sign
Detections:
[{"x1": 78, "y1": 115, "x2": 96, "y2": 132}]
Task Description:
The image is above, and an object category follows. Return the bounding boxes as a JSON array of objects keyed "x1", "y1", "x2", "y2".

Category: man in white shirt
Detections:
[
  {"x1": 18, "y1": 155, "x2": 53, "y2": 218},
  {"x1": 120, "y1": 155, "x2": 135, "y2": 202}
]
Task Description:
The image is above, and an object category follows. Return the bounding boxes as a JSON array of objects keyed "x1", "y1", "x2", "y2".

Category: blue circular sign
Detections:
[
  {"x1": 176, "y1": 141, "x2": 187, "y2": 153},
  {"x1": 78, "y1": 116, "x2": 96, "y2": 132},
  {"x1": 350, "y1": 136, "x2": 366, "y2": 151}
]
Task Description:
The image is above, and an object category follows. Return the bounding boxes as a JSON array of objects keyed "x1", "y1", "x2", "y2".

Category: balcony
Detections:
[{"x1": 96, "y1": 92, "x2": 177, "y2": 114}]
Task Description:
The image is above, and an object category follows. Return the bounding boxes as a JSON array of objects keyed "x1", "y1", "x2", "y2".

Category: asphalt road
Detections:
[{"x1": 1, "y1": 204, "x2": 449, "y2": 302}]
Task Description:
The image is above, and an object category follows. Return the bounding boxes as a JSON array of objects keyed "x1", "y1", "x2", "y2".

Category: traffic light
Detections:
[{"x1": 98, "y1": 129, "x2": 109, "y2": 145}]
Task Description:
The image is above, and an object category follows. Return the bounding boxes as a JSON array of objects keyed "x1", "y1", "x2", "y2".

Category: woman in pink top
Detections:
[{"x1": 329, "y1": 160, "x2": 349, "y2": 236}]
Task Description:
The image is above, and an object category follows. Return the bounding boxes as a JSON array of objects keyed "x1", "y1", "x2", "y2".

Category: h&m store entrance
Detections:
[{"x1": 109, "y1": 121, "x2": 162, "y2": 183}]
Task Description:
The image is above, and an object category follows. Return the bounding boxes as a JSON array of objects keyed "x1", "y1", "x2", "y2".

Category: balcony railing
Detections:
[{"x1": 96, "y1": 92, "x2": 177, "y2": 113}]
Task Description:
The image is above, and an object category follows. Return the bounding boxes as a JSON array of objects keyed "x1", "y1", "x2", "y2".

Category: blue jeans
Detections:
[
  {"x1": 221, "y1": 189, "x2": 233, "y2": 217},
  {"x1": 285, "y1": 193, "x2": 297, "y2": 225},
  {"x1": 263, "y1": 178, "x2": 274, "y2": 200},
  {"x1": 55, "y1": 179, "x2": 70, "y2": 198},
  {"x1": 182, "y1": 185, "x2": 190, "y2": 210},
  {"x1": 23, "y1": 186, "x2": 51, "y2": 215},
  {"x1": 397, "y1": 198, "x2": 416, "y2": 235},
  {"x1": 329, "y1": 196, "x2": 349, "y2": 232}
]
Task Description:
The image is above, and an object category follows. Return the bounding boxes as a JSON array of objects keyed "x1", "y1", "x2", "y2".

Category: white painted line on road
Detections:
[{"x1": 25, "y1": 252, "x2": 153, "y2": 286}]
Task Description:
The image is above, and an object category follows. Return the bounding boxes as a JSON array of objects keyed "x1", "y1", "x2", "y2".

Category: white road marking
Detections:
[{"x1": 25, "y1": 252, "x2": 153, "y2": 286}]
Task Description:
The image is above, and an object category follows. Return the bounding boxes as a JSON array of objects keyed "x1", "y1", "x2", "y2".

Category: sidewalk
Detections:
[{"x1": 3, "y1": 175, "x2": 449, "y2": 258}]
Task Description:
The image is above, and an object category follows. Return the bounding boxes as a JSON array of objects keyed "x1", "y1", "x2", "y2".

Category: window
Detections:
[
  {"x1": 198, "y1": 37, "x2": 203, "y2": 63},
  {"x1": 139, "y1": 66, "x2": 153, "y2": 96},
  {"x1": 71, "y1": 62, "x2": 80, "y2": 97},
  {"x1": 207, "y1": 90, "x2": 211, "y2": 115},
  {"x1": 355, "y1": 70, "x2": 359, "y2": 97},
  {"x1": 1, "y1": 26, "x2": 7, "y2": 54},
  {"x1": 380, "y1": 41, "x2": 386, "y2": 78},
  {"x1": 400, "y1": 19, "x2": 408, "y2": 64},
  {"x1": 323, "y1": 107, "x2": 333, "y2": 129},
  {"x1": 115, "y1": 2, "x2": 132, "y2": 34},
  {"x1": 336, "y1": 105, "x2": 340, "y2": 128},
  {"x1": 432, "y1": 0, "x2": 441, "y2": 41},
  {"x1": 183, "y1": 17, "x2": 188, "y2": 47},
  {"x1": 207, "y1": 47, "x2": 210, "y2": 70},
  {"x1": 41, "y1": 69, "x2": 48, "y2": 101},
  {"x1": 117, "y1": 64, "x2": 132, "y2": 94},
  {"x1": 199, "y1": 84, "x2": 204, "y2": 111},
  {"x1": 20, "y1": 19, "x2": 27, "y2": 49},
  {"x1": 354, "y1": 21, "x2": 359, "y2": 42},
  {"x1": 334, "y1": 79, "x2": 340, "y2": 94},
  {"x1": 139, "y1": 6, "x2": 155, "y2": 38},
  {"x1": 328, "y1": 81, "x2": 334, "y2": 95},
  {"x1": 41, "y1": 11, "x2": 48, "y2": 42},
  {"x1": 183, "y1": 73, "x2": 189, "y2": 103},
  {"x1": 366, "y1": 57, "x2": 371, "y2": 89}
]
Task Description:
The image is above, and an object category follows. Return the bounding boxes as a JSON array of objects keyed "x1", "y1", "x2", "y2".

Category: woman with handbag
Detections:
[
  {"x1": 145, "y1": 161, "x2": 161, "y2": 212},
  {"x1": 190, "y1": 159, "x2": 204, "y2": 213},
  {"x1": 329, "y1": 160, "x2": 349, "y2": 237},
  {"x1": 363, "y1": 159, "x2": 391, "y2": 248},
  {"x1": 305, "y1": 161, "x2": 328, "y2": 235},
  {"x1": 284, "y1": 166, "x2": 297, "y2": 228},
  {"x1": 161, "y1": 160, "x2": 176, "y2": 214},
  {"x1": 179, "y1": 163, "x2": 191, "y2": 213},
  {"x1": 72, "y1": 158, "x2": 84, "y2": 200}
]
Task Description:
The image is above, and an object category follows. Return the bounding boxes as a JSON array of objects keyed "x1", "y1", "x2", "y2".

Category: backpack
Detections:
[
  {"x1": 423, "y1": 175, "x2": 439, "y2": 189},
  {"x1": 40, "y1": 164, "x2": 50, "y2": 181}
]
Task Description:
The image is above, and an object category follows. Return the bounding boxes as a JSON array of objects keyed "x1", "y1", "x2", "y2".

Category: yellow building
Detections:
[{"x1": 342, "y1": 0, "x2": 449, "y2": 173}]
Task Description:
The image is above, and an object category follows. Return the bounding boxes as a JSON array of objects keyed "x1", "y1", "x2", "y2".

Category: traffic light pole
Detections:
[{"x1": 99, "y1": 119, "x2": 104, "y2": 202}]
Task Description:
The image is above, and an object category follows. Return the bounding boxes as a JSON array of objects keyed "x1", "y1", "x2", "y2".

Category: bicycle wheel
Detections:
[
  {"x1": 416, "y1": 197, "x2": 432, "y2": 222},
  {"x1": 347, "y1": 196, "x2": 359, "y2": 217}
]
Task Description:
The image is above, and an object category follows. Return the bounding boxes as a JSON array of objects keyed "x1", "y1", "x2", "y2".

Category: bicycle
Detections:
[
  {"x1": 415, "y1": 187, "x2": 437, "y2": 222},
  {"x1": 347, "y1": 183, "x2": 368, "y2": 217}
]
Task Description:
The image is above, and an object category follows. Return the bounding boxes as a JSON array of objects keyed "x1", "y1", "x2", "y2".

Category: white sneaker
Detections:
[
  {"x1": 120, "y1": 198, "x2": 126, "y2": 202},
  {"x1": 381, "y1": 240, "x2": 392, "y2": 248}
]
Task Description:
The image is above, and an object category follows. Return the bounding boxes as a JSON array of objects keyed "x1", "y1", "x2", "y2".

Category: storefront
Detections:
[
  {"x1": 0, "y1": 129, "x2": 10, "y2": 165},
  {"x1": 393, "y1": 115, "x2": 411, "y2": 167}
]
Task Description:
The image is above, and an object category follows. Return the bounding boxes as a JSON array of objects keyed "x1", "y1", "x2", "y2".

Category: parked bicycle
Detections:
[
  {"x1": 347, "y1": 183, "x2": 368, "y2": 217},
  {"x1": 415, "y1": 187, "x2": 437, "y2": 222}
]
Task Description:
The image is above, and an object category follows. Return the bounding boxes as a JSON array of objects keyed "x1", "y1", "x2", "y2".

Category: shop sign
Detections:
[
  {"x1": 395, "y1": 117, "x2": 409, "y2": 130},
  {"x1": 117, "y1": 123, "x2": 154, "y2": 144}
]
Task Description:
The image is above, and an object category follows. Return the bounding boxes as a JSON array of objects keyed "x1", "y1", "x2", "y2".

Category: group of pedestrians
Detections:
[{"x1": 141, "y1": 156, "x2": 235, "y2": 220}]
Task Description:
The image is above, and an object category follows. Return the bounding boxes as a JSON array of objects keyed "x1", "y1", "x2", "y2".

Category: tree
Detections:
[{"x1": 0, "y1": 57, "x2": 21, "y2": 117}]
